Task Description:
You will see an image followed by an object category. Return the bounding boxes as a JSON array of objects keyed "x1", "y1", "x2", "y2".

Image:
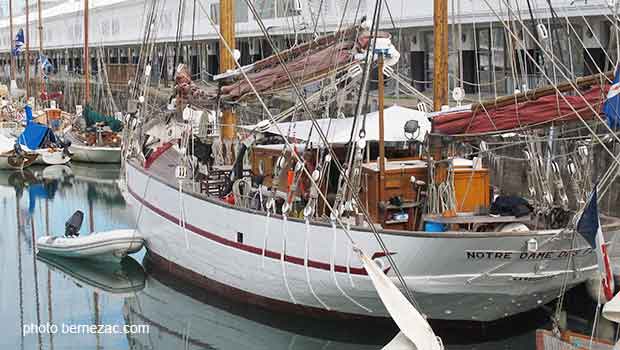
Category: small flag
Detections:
[
  {"x1": 577, "y1": 188, "x2": 615, "y2": 301},
  {"x1": 12, "y1": 29, "x2": 24, "y2": 57},
  {"x1": 38, "y1": 54, "x2": 53, "y2": 74}
]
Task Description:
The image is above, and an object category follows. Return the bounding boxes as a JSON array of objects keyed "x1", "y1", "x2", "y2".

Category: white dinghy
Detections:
[{"x1": 36, "y1": 210, "x2": 144, "y2": 261}]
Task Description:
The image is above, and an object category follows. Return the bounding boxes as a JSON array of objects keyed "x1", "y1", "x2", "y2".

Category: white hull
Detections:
[
  {"x1": 125, "y1": 160, "x2": 620, "y2": 321},
  {"x1": 32, "y1": 148, "x2": 71, "y2": 165},
  {"x1": 70, "y1": 143, "x2": 121, "y2": 163},
  {"x1": 36, "y1": 229, "x2": 144, "y2": 261}
]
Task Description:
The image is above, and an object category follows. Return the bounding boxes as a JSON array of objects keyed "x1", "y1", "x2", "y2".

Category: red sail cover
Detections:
[{"x1": 432, "y1": 85, "x2": 609, "y2": 135}]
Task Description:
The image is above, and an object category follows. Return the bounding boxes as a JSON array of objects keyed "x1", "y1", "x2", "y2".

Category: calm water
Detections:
[{"x1": 0, "y1": 163, "x2": 612, "y2": 350}]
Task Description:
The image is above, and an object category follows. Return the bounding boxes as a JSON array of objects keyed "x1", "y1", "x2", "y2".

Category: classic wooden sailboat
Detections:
[
  {"x1": 64, "y1": 0, "x2": 122, "y2": 164},
  {"x1": 121, "y1": 0, "x2": 620, "y2": 322}
]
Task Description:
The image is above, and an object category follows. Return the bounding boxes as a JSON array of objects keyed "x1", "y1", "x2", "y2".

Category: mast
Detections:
[
  {"x1": 219, "y1": 0, "x2": 236, "y2": 163},
  {"x1": 378, "y1": 55, "x2": 386, "y2": 202},
  {"x1": 25, "y1": 0, "x2": 30, "y2": 101},
  {"x1": 37, "y1": 0, "x2": 44, "y2": 96},
  {"x1": 8, "y1": 0, "x2": 15, "y2": 83},
  {"x1": 84, "y1": 0, "x2": 90, "y2": 105},
  {"x1": 433, "y1": 0, "x2": 449, "y2": 111}
]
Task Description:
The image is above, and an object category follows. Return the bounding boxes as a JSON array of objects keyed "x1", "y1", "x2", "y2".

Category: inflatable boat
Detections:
[
  {"x1": 36, "y1": 229, "x2": 144, "y2": 261},
  {"x1": 36, "y1": 209, "x2": 143, "y2": 261}
]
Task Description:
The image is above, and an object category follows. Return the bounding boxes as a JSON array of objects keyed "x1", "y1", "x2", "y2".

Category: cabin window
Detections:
[{"x1": 237, "y1": 232, "x2": 243, "y2": 243}]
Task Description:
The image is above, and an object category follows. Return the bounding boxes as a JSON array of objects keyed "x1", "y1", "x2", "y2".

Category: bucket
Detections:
[{"x1": 425, "y1": 221, "x2": 445, "y2": 232}]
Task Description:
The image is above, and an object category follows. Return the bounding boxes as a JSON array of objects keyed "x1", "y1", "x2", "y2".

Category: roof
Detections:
[{"x1": 246, "y1": 105, "x2": 430, "y2": 145}]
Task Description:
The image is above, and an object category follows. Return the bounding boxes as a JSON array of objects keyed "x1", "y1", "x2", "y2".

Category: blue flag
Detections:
[
  {"x1": 38, "y1": 54, "x2": 53, "y2": 75},
  {"x1": 12, "y1": 28, "x2": 24, "y2": 57}
]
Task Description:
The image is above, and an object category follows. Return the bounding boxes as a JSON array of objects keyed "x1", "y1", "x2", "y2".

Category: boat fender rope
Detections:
[
  {"x1": 281, "y1": 215, "x2": 297, "y2": 304},
  {"x1": 330, "y1": 221, "x2": 372, "y2": 313},
  {"x1": 261, "y1": 209, "x2": 271, "y2": 269},
  {"x1": 178, "y1": 180, "x2": 189, "y2": 250},
  {"x1": 304, "y1": 219, "x2": 330, "y2": 310},
  {"x1": 345, "y1": 223, "x2": 356, "y2": 288}
]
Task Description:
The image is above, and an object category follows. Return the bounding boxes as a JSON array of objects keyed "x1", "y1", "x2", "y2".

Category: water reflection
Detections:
[
  {"x1": 36, "y1": 254, "x2": 146, "y2": 296},
  {"x1": 0, "y1": 165, "x2": 616, "y2": 350}
]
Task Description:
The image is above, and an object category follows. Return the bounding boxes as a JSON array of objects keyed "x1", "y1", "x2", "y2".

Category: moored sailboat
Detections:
[{"x1": 121, "y1": 0, "x2": 620, "y2": 323}]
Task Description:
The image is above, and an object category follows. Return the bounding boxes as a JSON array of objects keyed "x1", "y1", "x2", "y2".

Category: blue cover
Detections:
[{"x1": 18, "y1": 105, "x2": 55, "y2": 150}]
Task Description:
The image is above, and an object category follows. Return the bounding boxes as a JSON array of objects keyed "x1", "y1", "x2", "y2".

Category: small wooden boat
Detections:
[
  {"x1": 37, "y1": 229, "x2": 144, "y2": 261},
  {"x1": 0, "y1": 149, "x2": 38, "y2": 170},
  {"x1": 69, "y1": 142, "x2": 121, "y2": 163},
  {"x1": 18, "y1": 105, "x2": 72, "y2": 165},
  {"x1": 66, "y1": 117, "x2": 122, "y2": 164}
]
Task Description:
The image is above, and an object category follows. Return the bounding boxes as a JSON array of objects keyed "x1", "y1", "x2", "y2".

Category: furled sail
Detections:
[
  {"x1": 431, "y1": 71, "x2": 615, "y2": 135},
  {"x1": 432, "y1": 85, "x2": 608, "y2": 135},
  {"x1": 175, "y1": 26, "x2": 384, "y2": 104}
]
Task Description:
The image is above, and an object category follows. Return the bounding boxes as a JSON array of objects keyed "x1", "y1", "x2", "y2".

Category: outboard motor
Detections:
[
  {"x1": 61, "y1": 139, "x2": 72, "y2": 158},
  {"x1": 13, "y1": 142, "x2": 22, "y2": 155},
  {"x1": 65, "y1": 210, "x2": 84, "y2": 238}
]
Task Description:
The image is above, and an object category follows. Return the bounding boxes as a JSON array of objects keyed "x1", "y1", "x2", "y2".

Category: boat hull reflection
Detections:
[{"x1": 123, "y1": 254, "x2": 394, "y2": 350}]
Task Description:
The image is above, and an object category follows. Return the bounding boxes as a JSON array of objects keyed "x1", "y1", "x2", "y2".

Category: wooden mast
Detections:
[
  {"x1": 433, "y1": 0, "x2": 449, "y2": 111},
  {"x1": 8, "y1": 0, "x2": 15, "y2": 83},
  {"x1": 378, "y1": 55, "x2": 386, "y2": 203},
  {"x1": 84, "y1": 0, "x2": 90, "y2": 105},
  {"x1": 219, "y1": 0, "x2": 236, "y2": 163},
  {"x1": 36, "y1": 0, "x2": 44, "y2": 96},
  {"x1": 25, "y1": 0, "x2": 30, "y2": 101}
]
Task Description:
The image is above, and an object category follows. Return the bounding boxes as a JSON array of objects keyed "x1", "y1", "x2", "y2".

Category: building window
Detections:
[
  {"x1": 476, "y1": 25, "x2": 506, "y2": 96},
  {"x1": 210, "y1": 3, "x2": 219, "y2": 24},
  {"x1": 255, "y1": 0, "x2": 275, "y2": 19},
  {"x1": 236, "y1": 0, "x2": 248, "y2": 23},
  {"x1": 277, "y1": 0, "x2": 301, "y2": 17}
]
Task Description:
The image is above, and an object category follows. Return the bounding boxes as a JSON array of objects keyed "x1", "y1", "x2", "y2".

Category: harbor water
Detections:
[{"x1": 0, "y1": 163, "x2": 614, "y2": 350}]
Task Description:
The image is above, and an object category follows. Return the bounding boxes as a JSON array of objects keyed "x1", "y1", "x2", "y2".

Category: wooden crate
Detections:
[
  {"x1": 362, "y1": 159, "x2": 427, "y2": 228},
  {"x1": 453, "y1": 168, "x2": 490, "y2": 213}
]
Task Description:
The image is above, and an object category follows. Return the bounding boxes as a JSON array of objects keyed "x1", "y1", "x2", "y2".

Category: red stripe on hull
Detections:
[{"x1": 127, "y1": 184, "x2": 370, "y2": 275}]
